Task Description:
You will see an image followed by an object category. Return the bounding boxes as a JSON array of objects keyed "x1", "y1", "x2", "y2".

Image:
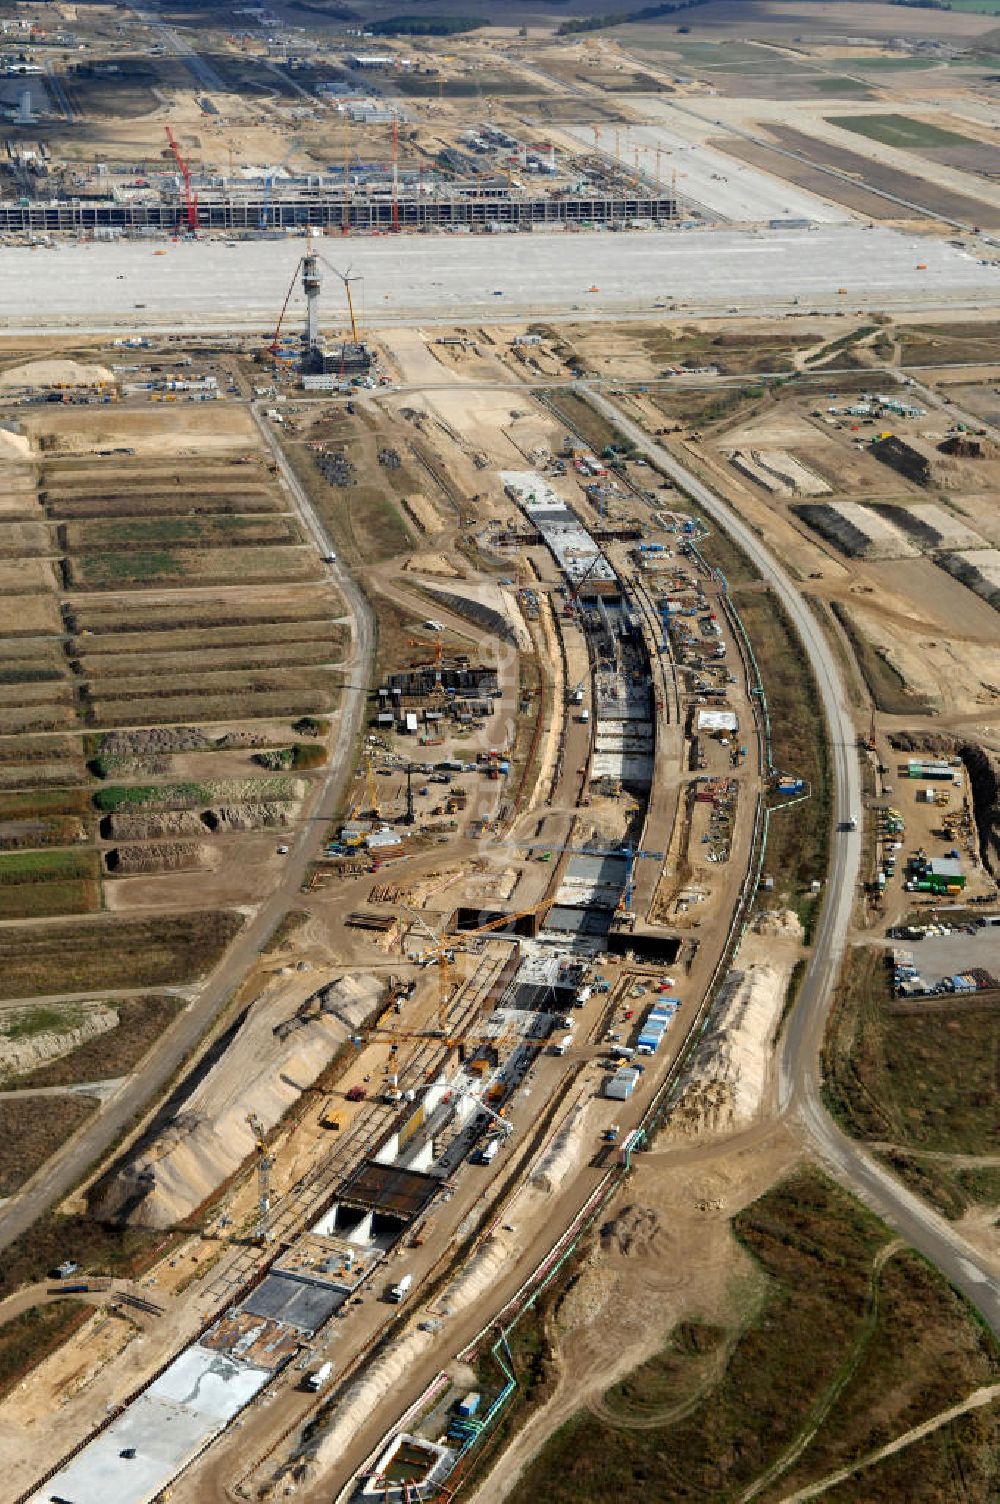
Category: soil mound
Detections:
[
  {"x1": 601, "y1": 1204, "x2": 663, "y2": 1259},
  {"x1": 0, "y1": 358, "x2": 113, "y2": 389}
]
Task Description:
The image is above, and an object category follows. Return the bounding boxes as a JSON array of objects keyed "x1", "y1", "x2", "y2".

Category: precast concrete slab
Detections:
[
  {"x1": 544, "y1": 905, "x2": 614, "y2": 936},
  {"x1": 1, "y1": 226, "x2": 996, "y2": 330},
  {"x1": 240, "y1": 1272, "x2": 346, "y2": 1333},
  {"x1": 565, "y1": 854, "x2": 628, "y2": 886},
  {"x1": 593, "y1": 752, "x2": 655, "y2": 781},
  {"x1": 32, "y1": 1346, "x2": 269, "y2": 1504}
]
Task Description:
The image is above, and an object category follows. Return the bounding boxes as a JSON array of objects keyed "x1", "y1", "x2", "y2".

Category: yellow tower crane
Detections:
[
  {"x1": 246, "y1": 1113, "x2": 274, "y2": 1244},
  {"x1": 329, "y1": 262, "x2": 361, "y2": 344}
]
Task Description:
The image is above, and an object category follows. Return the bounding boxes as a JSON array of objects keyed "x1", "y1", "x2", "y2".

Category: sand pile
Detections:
[
  {"x1": 940, "y1": 548, "x2": 1000, "y2": 607},
  {"x1": 797, "y1": 502, "x2": 918, "y2": 561},
  {"x1": 0, "y1": 358, "x2": 114, "y2": 389},
  {"x1": 666, "y1": 965, "x2": 788, "y2": 1138},
  {"x1": 0, "y1": 1003, "x2": 117, "y2": 1081},
  {"x1": 600, "y1": 1204, "x2": 663, "y2": 1259},
  {"x1": 280, "y1": 1328, "x2": 436, "y2": 1494},
  {"x1": 403, "y1": 549, "x2": 458, "y2": 576},
  {"x1": 0, "y1": 427, "x2": 30, "y2": 461},
  {"x1": 94, "y1": 977, "x2": 382, "y2": 1228},
  {"x1": 752, "y1": 908, "x2": 803, "y2": 940},
  {"x1": 278, "y1": 974, "x2": 382, "y2": 1039},
  {"x1": 530, "y1": 1101, "x2": 588, "y2": 1194}
]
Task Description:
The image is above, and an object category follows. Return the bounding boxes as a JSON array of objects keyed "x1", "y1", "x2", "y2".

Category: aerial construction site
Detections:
[{"x1": 0, "y1": 3, "x2": 999, "y2": 1504}]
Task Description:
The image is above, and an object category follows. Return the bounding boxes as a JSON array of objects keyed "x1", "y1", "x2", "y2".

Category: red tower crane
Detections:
[{"x1": 164, "y1": 125, "x2": 198, "y2": 234}]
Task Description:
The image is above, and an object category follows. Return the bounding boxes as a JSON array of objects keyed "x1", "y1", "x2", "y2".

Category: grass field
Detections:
[
  {"x1": 0, "y1": 878, "x2": 100, "y2": 920},
  {"x1": 86, "y1": 665, "x2": 336, "y2": 702},
  {"x1": 0, "y1": 848, "x2": 102, "y2": 919},
  {"x1": 896, "y1": 321, "x2": 1000, "y2": 366},
  {"x1": 66, "y1": 543, "x2": 322, "y2": 590},
  {"x1": 0, "y1": 849, "x2": 100, "y2": 886},
  {"x1": 0, "y1": 1302, "x2": 90, "y2": 1403},
  {"x1": 0, "y1": 816, "x2": 89, "y2": 852},
  {"x1": 830, "y1": 55, "x2": 940, "y2": 71},
  {"x1": 302, "y1": 460, "x2": 415, "y2": 569},
  {"x1": 823, "y1": 946, "x2": 1000, "y2": 1215},
  {"x1": 509, "y1": 1171, "x2": 999, "y2": 1504},
  {"x1": 81, "y1": 640, "x2": 342, "y2": 681},
  {"x1": 0, "y1": 705, "x2": 76, "y2": 736},
  {"x1": 0, "y1": 1094, "x2": 98, "y2": 1195},
  {"x1": 66, "y1": 589, "x2": 341, "y2": 635},
  {"x1": 0, "y1": 911, "x2": 243, "y2": 997},
  {"x1": 827, "y1": 113, "x2": 976, "y2": 149},
  {"x1": 809, "y1": 76, "x2": 875, "y2": 96},
  {"x1": 0, "y1": 1211, "x2": 170, "y2": 1301},
  {"x1": 292, "y1": 406, "x2": 432, "y2": 568},
  {"x1": 91, "y1": 687, "x2": 340, "y2": 727},
  {"x1": 49, "y1": 490, "x2": 282, "y2": 519},
  {"x1": 0, "y1": 790, "x2": 90, "y2": 820},
  {"x1": 72, "y1": 620, "x2": 346, "y2": 657},
  {"x1": 5, "y1": 995, "x2": 184, "y2": 1089},
  {"x1": 62, "y1": 514, "x2": 301, "y2": 553},
  {"x1": 93, "y1": 776, "x2": 301, "y2": 813}
]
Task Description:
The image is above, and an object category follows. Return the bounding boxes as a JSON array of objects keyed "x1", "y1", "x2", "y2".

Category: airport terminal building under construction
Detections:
[{"x1": 0, "y1": 190, "x2": 679, "y2": 235}]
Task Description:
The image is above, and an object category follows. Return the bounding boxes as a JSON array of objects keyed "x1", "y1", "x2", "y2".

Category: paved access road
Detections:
[
  {"x1": 0, "y1": 405, "x2": 373, "y2": 1255},
  {"x1": 584, "y1": 387, "x2": 1000, "y2": 1334}
]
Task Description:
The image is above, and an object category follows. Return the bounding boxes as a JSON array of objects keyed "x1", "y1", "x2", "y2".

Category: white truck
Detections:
[
  {"x1": 553, "y1": 1033, "x2": 574, "y2": 1056},
  {"x1": 306, "y1": 1361, "x2": 334, "y2": 1392},
  {"x1": 388, "y1": 1273, "x2": 413, "y2": 1304}
]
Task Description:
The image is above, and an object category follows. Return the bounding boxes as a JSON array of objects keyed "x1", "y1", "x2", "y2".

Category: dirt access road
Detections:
[{"x1": 0, "y1": 400, "x2": 374, "y2": 1255}]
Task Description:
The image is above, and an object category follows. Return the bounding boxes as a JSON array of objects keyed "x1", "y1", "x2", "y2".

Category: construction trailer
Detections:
[{"x1": 605, "y1": 1066, "x2": 641, "y2": 1101}]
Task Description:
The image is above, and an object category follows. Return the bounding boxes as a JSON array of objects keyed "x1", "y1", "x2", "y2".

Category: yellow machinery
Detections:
[
  {"x1": 401, "y1": 899, "x2": 554, "y2": 1036},
  {"x1": 246, "y1": 1113, "x2": 274, "y2": 1244},
  {"x1": 330, "y1": 262, "x2": 361, "y2": 344},
  {"x1": 366, "y1": 755, "x2": 381, "y2": 818}
]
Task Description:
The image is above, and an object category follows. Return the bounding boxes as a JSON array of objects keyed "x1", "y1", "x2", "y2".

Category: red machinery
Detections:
[{"x1": 164, "y1": 125, "x2": 198, "y2": 233}]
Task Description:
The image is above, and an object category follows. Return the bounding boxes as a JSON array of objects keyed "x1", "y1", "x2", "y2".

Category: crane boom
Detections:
[
  {"x1": 325, "y1": 260, "x2": 361, "y2": 344},
  {"x1": 270, "y1": 258, "x2": 302, "y2": 357},
  {"x1": 164, "y1": 125, "x2": 198, "y2": 233},
  {"x1": 246, "y1": 1113, "x2": 273, "y2": 1243}
]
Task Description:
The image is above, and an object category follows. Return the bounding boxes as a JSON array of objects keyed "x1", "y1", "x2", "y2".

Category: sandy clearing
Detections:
[{"x1": 0, "y1": 359, "x2": 114, "y2": 389}]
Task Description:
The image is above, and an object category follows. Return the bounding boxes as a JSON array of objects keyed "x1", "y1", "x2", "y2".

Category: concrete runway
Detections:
[{"x1": 0, "y1": 224, "x2": 997, "y2": 332}]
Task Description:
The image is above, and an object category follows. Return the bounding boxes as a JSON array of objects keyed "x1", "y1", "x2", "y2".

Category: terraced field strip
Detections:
[
  {"x1": 0, "y1": 911, "x2": 244, "y2": 998},
  {"x1": 0, "y1": 847, "x2": 102, "y2": 920},
  {"x1": 65, "y1": 542, "x2": 324, "y2": 590}
]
